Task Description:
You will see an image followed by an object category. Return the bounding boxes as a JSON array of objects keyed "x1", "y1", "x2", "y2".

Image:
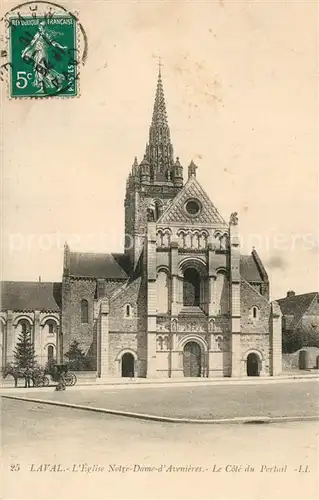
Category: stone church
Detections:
[{"x1": 0, "y1": 70, "x2": 282, "y2": 379}]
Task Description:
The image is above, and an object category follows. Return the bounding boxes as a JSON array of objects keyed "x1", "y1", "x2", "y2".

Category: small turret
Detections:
[
  {"x1": 172, "y1": 157, "x2": 183, "y2": 187},
  {"x1": 188, "y1": 160, "x2": 198, "y2": 179},
  {"x1": 139, "y1": 155, "x2": 151, "y2": 185}
]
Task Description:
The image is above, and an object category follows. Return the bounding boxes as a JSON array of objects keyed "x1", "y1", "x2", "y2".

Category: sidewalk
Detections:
[{"x1": 1, "y1": 372, "x2": 318, "y2": 393}]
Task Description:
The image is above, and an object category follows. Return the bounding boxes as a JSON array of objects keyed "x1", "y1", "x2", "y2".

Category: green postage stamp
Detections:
[{"x1": 9, "y1": 16, "x2": 78, "y2": 97}]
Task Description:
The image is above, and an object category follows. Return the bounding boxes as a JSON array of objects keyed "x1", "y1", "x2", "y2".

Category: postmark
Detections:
[{"x1": 0, "y1": 1, "x2": 88, "y2": 98}]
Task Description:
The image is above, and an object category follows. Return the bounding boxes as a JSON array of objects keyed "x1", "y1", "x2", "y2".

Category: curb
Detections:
[{"x1": 2, "y1": 394, "x2": 319, "y2": 425}]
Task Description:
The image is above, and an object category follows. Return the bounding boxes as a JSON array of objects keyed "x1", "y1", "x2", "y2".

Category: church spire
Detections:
[{"x1": 146, "y1": 65, "x2": 174, "y2": 182}]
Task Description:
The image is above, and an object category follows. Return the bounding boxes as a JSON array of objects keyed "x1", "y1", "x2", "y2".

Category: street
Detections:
[{"x1": 1, "y1": 398, "x2": 318, "y2": 499}]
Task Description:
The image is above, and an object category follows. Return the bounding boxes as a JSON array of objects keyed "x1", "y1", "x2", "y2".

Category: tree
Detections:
[
  {"x1": 44, "y1": 357, "x2": 57, "y2": 375},
  {"x1": 64, "y1": 340, "x2": 90, "y2": 370},
  {"x1": 13, "y1": 329, "x2": 36, "y2": 370}
]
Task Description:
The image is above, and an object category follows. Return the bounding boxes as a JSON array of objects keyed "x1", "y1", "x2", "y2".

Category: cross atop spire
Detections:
[{"x1": 158, "y1": 56, "x2": 163, "y2": 75}]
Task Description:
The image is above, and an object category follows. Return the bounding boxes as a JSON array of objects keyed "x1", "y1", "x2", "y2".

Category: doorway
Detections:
[
  {"x1": 183, "y1": 341, "x2": 202, "y2": 377},
  {"x1": 121, "y1": 352, "x2": 135, "y2": 377},
  {"x1": 246, "y1": 353, "x2": 260, "y2": 376}
]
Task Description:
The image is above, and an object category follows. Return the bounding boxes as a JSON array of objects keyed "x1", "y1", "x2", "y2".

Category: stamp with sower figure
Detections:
[{"x1": 1, "y1": 1, "x2": 88, "y2": 98}]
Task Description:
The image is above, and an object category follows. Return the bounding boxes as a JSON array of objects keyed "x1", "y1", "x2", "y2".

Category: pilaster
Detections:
[
  {"x1": 33, "y1": 310, "x2": 41, "y2": 361},
  {"x1": 270, "y1": 301, "x2": 282, "y2": 375},
  {"x1": 97, "y1": 299, "x2": 109, "y2": 378},
  {"x1": 147, "y1": 221, "x2": 158, "y2": 377},
  {"x1": 229, "y1": 214, "x2": 241, "y2": 377}
]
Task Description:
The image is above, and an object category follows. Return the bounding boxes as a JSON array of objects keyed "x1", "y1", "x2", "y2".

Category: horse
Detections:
[{"x1": 2, "y1": 365, "x2": 31, "y2": 388}]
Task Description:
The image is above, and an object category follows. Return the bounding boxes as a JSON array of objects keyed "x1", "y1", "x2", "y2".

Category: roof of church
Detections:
[
  {"x1": 69, "y1": 252, "x2": 130, "y2": 279},
  {"x1": 240, "y1": 255, "x2": 265, "y2": 282},
  {"x1": 0, "y1": 281, "x2": 61, "y2": 312}
]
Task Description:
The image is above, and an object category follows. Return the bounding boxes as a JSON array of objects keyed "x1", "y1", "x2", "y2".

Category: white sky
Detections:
[{"x1": 1, "y1": 0, "x2": 318, "y2": 300}]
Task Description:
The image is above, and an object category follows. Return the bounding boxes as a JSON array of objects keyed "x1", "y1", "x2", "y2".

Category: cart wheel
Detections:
[
  {"x1": 64, "y1": 373, "x2": 72, "y2": 386},
  {"x1": 35, "y1": 378, "x2": 44, "y2": 387},
  {"x1": 70, "y1": 373, "x2": 77, "y2": 386},
  {"x1": 43, "y1": 376, "x2": 50, "y2": 387}
]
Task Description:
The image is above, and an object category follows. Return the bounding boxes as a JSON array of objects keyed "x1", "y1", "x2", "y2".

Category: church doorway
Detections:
[
  {"x1": 183, "y1": 268, "x2": 200, "y2": 306},
  {"x1": 183, "y1": 341, "x2": 202, "y2": 377},
  {"x1": 246, "y1": 353, "x2": 260, "y2": 376},
  {"x1": 121, "y1": 352, "x2": 135, "y2": 378}
]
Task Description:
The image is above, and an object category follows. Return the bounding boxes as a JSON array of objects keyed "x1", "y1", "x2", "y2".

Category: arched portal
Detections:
[
  {"x1": 246, "y1": 353, "x2": 261, "y2": 376},
  {"x1": 183, "y1": 341, "x2": 202, "y2": 377},
  {"x1": 183, "y1": 268, "x2": 200, "y2": 306},
  {"x1": 121, "y1": 352, "x2": 135, "y2": 378}
]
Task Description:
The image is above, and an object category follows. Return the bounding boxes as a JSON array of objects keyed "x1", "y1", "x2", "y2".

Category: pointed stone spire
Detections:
[
  {"x1": 144, "y1": 65, "x2": 174, "y2": 183},
  {"x1": 151, "y1": 66, "x2": 168, "y2": 128}
]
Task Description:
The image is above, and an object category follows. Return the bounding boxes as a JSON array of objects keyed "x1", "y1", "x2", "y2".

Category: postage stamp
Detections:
[
  {"x1": 0, "y1": 1, "x2": 88, "y2": 98},
  {"x1": 9, "y1": 15, "x2": 77, "y2": 97}
]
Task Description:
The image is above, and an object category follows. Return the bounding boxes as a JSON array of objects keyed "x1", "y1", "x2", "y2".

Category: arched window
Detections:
[
  {"x1": 47, "y1": 345, "x2": 54, "y2": 362},
  {"x1": 183, "y1": 268, "x2": 201, "y2": 306},
  {"x1": 18, "y1": 319, "x2": 31, "y2": 335},
  {"x1": 124, "y1": 304, "x2": 132, "y2": 318},
  {"x1": 252, "y1": 306, "x2": 259, "y2": 320},
  {"x1": 81, "y1": 299, "x2": 89, "y2": 324},
  {"x1": 45, "y1": 320, "x2": 56, "y2": 335}
]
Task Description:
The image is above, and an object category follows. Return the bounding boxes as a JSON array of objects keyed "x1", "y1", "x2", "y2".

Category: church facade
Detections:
[{"x1": 1, "y1": 70, "x2": 282, "y2": 379}]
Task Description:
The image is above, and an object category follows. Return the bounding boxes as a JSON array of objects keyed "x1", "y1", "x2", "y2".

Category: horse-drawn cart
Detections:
[{"x1": 51, "y1": 364, "x2": 77, "y2": 386}]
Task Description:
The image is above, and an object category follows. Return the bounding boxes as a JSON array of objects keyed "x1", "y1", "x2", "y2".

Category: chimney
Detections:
[{"x1": 287, "y1": 290, "x2": 295, "y2": 297}]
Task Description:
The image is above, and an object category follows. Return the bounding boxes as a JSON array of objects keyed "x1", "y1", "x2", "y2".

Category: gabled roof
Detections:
[
  {"x1": 69, "y1": 252, "x2": 130, "y2": 280},
  {"x1": 0, "y1": 281, "x2": 61, "y2": 312},
  {"x1": 277, "y1": 292, "x2": 318, "y2": 330},
  {"x1": 158, "y1": 175, "x2": 227, "y2": 226},
  {"x1": 240, "y1": 254, "x2": 264, "y2": 282}
]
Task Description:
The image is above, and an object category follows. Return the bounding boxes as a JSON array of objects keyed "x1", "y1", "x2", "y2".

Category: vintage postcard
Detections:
[{"x1": 0, "y1": 1, "x2": 318, "y2": 499}]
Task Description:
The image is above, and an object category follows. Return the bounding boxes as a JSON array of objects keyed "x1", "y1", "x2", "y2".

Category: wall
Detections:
[
  {"x1": 240, "y1": 279, "x2": 271, "y2": 334},
  {"x1": 108, "y1": 276, "x2": 147, "y2": 377}
]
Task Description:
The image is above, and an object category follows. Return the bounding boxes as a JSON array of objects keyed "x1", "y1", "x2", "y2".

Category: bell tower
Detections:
[{"x1": 124, "y1": 66, "x2": 184, "y2": 269}]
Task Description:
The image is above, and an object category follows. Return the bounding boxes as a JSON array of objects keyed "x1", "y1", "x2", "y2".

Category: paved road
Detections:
[
  {"x1": 2, "y1": 399, "x2": 318, "y2": 499},
  {"x1": 5, "y1": 379, "x2": 319, "y2": 419}
]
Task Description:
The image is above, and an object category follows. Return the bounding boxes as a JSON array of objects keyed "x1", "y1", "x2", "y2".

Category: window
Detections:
[
  {"x1": 183, "y1": 268, "x2": 200, "y2": 306},
  {"x1": 47, "y1": 345, "x2": 54, "y2": 362},
  {"x1": 19, "y1": 320, "x2": 31, "y2": 334},
  {"x1": 252, "y1": 306, "x2": 259, "y2": 320},
  {"x1": 81, "y1": 299, "x2": 89, "y2": 323},
  {"x1": 46, "y1": 321, "x2": 55, "y2": 334},
  {"x1": 185, "y1": 198, "x2": 201, "y2": 217},
  {"x1": 125, "y1": 304, "x2": 132, "y2": 318}
]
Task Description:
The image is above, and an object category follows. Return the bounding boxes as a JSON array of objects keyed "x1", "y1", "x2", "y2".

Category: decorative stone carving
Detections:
[
  {"x1": 156, "y1": 320, "x2": 169, "y2": 332},
  {"x1": 209, "y1": 319, "x2": 215, "y2": 332},
  {"x1": 229, "y1": 212, "x2": 239, "y2": 226},
  {"x1": 178, "y1": 320, "x2": 205, "y2": 333},
  {"x1": 171, "y1": 319, "x2": 177, "y2": 331}
]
